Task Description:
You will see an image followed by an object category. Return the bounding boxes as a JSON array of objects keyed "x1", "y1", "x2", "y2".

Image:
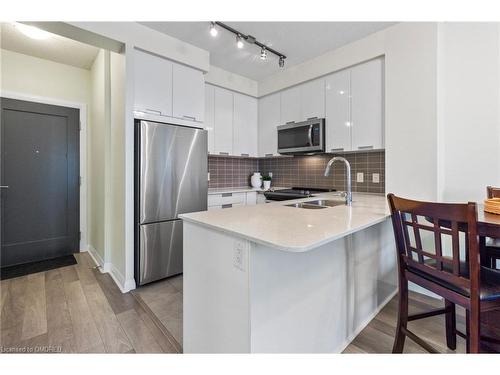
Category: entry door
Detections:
[{"x1": 1, "y1": 98, "x2": 80, "y2": 267}]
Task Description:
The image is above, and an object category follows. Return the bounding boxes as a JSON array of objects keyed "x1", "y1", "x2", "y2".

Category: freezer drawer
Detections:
[{"x1": 138, "y1": 220, "x2": 183, "y2": 285}]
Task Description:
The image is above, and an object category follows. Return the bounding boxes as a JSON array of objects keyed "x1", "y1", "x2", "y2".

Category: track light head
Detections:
[
  {"x1": 260, "y1": 47, "x2": 267, "y2": 60},
  {"x1": 236, "y1": 34, "x2": 244, "y2": 49},
  {"x1": 210, "y1": 22, "x2": 218, "y2": 37},
  {"x1": 279, "y1": 56, "x2": 285, "y2": 68}
]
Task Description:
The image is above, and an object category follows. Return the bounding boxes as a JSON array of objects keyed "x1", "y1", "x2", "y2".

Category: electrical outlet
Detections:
[
  {"x1": 268, "y1": 172, "x2": 273, "y2": 178},
  {"x1": 233, "y1": 240, "x2": 247, "y2": 271},
  {"x1": 356, "y1": 172, "x2": 364, "y2": 183},
  {"x1": 207, "y1": 172, "x2": 210, "y2": 181},
  {"x1": 372, "y1": 173, "x2": 380, "y2": 183}
]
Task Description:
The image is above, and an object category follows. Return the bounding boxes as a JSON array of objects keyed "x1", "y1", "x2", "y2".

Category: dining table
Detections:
[{"x1": 477, "y1": 205, "x2": 500, "y2": 352}]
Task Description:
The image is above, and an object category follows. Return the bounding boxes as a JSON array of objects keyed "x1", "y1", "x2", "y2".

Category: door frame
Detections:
[{"x1": 1, "y1": 90, "x2": 88, "y2": 253}]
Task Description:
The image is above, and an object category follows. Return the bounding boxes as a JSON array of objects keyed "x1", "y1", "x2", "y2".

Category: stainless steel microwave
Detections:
[{"x1": 277, "y1": 118, "x2": 325, "y2": 155}]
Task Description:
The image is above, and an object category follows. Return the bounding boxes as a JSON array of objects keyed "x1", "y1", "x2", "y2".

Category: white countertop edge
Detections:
[{"x1": 180, "y1": 213, "x2": 390, "y2": 253}]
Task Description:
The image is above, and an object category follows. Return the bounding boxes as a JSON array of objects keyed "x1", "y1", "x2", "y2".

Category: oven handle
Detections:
[{"x1": 308, "y1": 125, "x2": 313, "y2": 146}]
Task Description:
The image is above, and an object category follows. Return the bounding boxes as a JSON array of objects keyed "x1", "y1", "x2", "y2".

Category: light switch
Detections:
[
  {"x1": 356, "y1": 172, "x2": 364, "y2": 183},
  {"x1": 372, "y1": 173, "x2": 380, "y2": 183}
]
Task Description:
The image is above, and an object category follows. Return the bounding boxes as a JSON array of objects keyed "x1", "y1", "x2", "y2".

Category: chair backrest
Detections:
[
  {"x1": 387, "y1": 193, "x2": 480, "y2": 299},
  {"x1": 487, "y1": 186, "x2": 500, "y2": 199}
]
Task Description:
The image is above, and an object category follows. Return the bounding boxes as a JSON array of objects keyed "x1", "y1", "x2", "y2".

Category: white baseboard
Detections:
[
  {"x1": 337, "y1": 288, "x2": 398, "y2": 353},
  {"x1": 83, "y1": 245, "x2": 135, "y2": 293}
]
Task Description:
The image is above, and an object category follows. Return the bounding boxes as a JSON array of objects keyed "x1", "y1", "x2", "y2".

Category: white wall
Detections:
[
  {"x1": 88, "y1": 49, "x2": 109, "y2": 261},
  {"x1": 438, "y1": 23, "x2": 500, "y2": 203}
]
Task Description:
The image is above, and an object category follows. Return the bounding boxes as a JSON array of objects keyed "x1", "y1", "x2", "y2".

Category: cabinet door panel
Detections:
[
  {"x1": 280, "y1": 86, "x2": 301, "y2": 124},
  {"x1": 351, "y1": 59, "x2": 383, "y2": 151},
  {"x1": 172, "y1": 63, "x2": 205, "y2": 122},
  {"x1": 233, "y1": 93, "x2": 258, "y2": 157},
  {"x1": 301, "y1": 78, "x2": 325, "y2": 120},
  {"x1": 205, "y1": 85, "x2": 215, "y2": 154},
  {"x1": 134, "y1": 49, "x2": 173, "y2": 116},
  {"x1": 325, "y1": 70, "x2": 351, "y2": 152},
  {"x1": 214, "y1": 87, "x2": 233, "y2": 155},
  {"x1": 258, "y1": 93, "x2": 280, "y2": 157}
]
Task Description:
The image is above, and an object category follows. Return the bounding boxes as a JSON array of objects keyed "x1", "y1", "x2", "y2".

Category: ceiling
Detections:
[
  {"x1": 141, "y1": 22, "x2": 396, "y2": 81},
  {"x1": 1, "y1": 22, "x2": 100, "y2": 70}
]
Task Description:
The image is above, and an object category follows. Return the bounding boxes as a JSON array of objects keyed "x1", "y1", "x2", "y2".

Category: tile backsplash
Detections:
[{"x1": 208, "y1": 151, "x2": 385, "y2": 194}]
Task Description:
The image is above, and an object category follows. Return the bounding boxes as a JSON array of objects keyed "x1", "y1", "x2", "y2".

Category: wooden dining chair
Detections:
[
  {"x1": 484, "y1": 186, "x2": 500, "y2": 269},
  {"x1": 387, "y1": 193, "x2": 500, "y2": 353}
]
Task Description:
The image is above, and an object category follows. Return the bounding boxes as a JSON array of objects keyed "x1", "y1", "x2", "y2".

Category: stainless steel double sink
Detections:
[{"x1": 285, "y1": 199, "x2": 345, "y2": 209}]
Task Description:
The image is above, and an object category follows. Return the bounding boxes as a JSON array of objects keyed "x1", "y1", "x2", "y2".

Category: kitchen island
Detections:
[{"x1": 179, "y1": 193, "x2": 397, "y2": 353}]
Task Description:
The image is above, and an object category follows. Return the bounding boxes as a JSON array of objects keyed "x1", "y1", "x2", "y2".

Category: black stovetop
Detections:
[{"x1": 264, "y1": 187, "x2": 336, "y2": 201}]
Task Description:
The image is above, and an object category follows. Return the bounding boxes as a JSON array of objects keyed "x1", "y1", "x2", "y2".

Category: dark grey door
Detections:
[{"x1": 1, "y1": 98, "x2": 80, "y2": 267}]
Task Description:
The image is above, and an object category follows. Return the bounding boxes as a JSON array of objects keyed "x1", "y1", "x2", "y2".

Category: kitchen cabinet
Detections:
[
  {"x1": 205, "y1": 85, "x2": 215, "y2": 154},
  {"x1": 324, "y1": 58, "x2": 383, "y2": 153},
  {"x1": 325, "y1": 70, "x2": 351, "y2": 152},
  {"x1": 208, "y1": 191, "x2": 257, "y2": 210},
  {"x1": 280, "y1": 86, "x2": 301, "y2": 124},
  {"x1": 301, "y1": 78, "x2": 325, "y2": 121},
  {"x1": 258, "y1": 93, "x2": 280, "y2": 157},
  {"x1": 172, "y1": 63, "x2": 204, "y2": 123},
  {"x1": 213, "y1": 87, "x2": 234, "y2": 155},
  {"x1": 233, "y1": 93, "x2": 258, "y2": 157},
  {"x1": 350, "y1": 58, "x2": 383, "y2": 151},
  {"x1": 134, "y1": 49, "x2": 173, "y2": 117}
]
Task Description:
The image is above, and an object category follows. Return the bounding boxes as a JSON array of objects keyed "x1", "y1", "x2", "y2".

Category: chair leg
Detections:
[
  {"x1": 392, "y1": 277, "x2": 408, "y2": 353},
  {"x1": 469, "y1": 306, "x2": 481, "y2": 353},
  {"x1": 445, "y1": 300, "x2": 456, "y2": 350}
]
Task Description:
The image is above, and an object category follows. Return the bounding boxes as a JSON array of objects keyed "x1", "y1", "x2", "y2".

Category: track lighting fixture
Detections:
[
  {"x1": 260, "y1": 47, "x2": 267, "y2": 60},
  {"x1": 279, "y1": 55, "x2": 285, "y2": 68},
  {"x1": 209, "y1": 22, "x2": 286, "y2": 68},
  {"x1": 210, "y1": 22, "x2": 218, "y2": 37},
  {"x1": 236, "y1": 34, "x2": 244, "y2": 49}
]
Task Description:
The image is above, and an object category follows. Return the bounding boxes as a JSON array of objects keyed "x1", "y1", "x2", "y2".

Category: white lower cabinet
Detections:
[{"x1": 208, "y1": 191, "x2": 259, "y2": 210}]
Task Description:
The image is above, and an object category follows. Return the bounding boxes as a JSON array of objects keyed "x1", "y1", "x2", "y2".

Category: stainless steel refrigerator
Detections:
[{"x1": 135, "y1": 119, "x2": 207, "y2": 286}]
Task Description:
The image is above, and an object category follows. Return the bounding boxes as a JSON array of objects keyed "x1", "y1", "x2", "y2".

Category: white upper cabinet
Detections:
[
  {"x1": 233, "y1": 93, "x2": 258, "y2": 157},
  {"x1": 325, "y1": 70, "x2": 351, "y2": 152},
  {"x1": 204, "y1": 85, "x2": 215, "y2": 154},
  {"x1": 213, "y1": 87, "x2": 234, "y2": 155},
  {"x1": 301, "y1": 78, "x2": 325, "y2": 120},
  {"x1": 350, "y1": 58, "x2": 384, "y2": 151},
  {"x1": 258, "y1": 93, "x2": 281, "y2": 157},
  {"x1": 172, "y1": 62, "x2": 205, "y2": 123},
  {"x1": 134, "y1": 49, "x2": 173, "y2": 117},
  {"x1": 280, "y1": 86, "x2": 301, "y2": 124}
]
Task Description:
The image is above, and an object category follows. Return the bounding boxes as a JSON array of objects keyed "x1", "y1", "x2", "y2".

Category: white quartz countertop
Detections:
[{"x1": 180, "y1": 192, "x2": 390, "y2": 252}]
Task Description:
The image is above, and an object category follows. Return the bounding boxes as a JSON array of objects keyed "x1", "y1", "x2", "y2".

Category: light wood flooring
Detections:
[
  {"x1": 344, "y1": 291, "x2": 467, "y2": 353},
  {"x1": 0, "y1": 252, "x2": 179, "y2": 353}
]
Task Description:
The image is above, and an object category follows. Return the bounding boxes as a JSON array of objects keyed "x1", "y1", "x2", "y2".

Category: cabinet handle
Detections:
[
  {"x1": 182, "y1": 115, "x2": 196, "y2": 121},
  {"x1": 221, "y1": 193, "x2": 233, "y2": 197},
  {"x1": 330, "y1": 148, "x2": 344, "y2": 152},
  {"x1": 265, "y1": 153, "x2": 274, "y2": 157},
  {"x1": 307, "y1": 117, "x2": 318, "y2": 120},
  {"x1": 240, "y1": 153, "x2": 249, "y2": 157},
  {"x1": 144, "y1": 109, "x2": 162, "y2": 115},
  {"x1": 219, "y1": 152, "x2": 229, "y2": 155},
  {"x1": 358, "y1": 145, "x2": 374, "y2": 150},
  {"x1": 286, "y1": 121, "x2": 296, "y2": 124},
  {"x1": 222, "y1": 204, "x2": 232, "y2": 209}
]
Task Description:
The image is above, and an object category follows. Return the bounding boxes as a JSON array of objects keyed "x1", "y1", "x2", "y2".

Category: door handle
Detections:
[{"x1": 0, "y1": 186, "x2": 9, "y2": 189}]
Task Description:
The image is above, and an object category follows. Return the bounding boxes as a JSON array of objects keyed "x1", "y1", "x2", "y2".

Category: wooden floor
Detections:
[
  {"x1": 344, "y1": 291, "x2": 467, "y2": 353},
  {"x1": 0, "y1": 252, "x2": 179, "y2": 353}
]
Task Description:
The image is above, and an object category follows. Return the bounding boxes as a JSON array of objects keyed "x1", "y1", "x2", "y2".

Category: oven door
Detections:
[{"x1": 277, "y1": 118, "x2": 325, "y2": 154}]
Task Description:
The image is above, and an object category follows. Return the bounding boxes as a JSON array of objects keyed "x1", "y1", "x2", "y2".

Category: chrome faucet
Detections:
[{"x1": 324, "y1": 156, "x2": 352, "y2": 206}]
